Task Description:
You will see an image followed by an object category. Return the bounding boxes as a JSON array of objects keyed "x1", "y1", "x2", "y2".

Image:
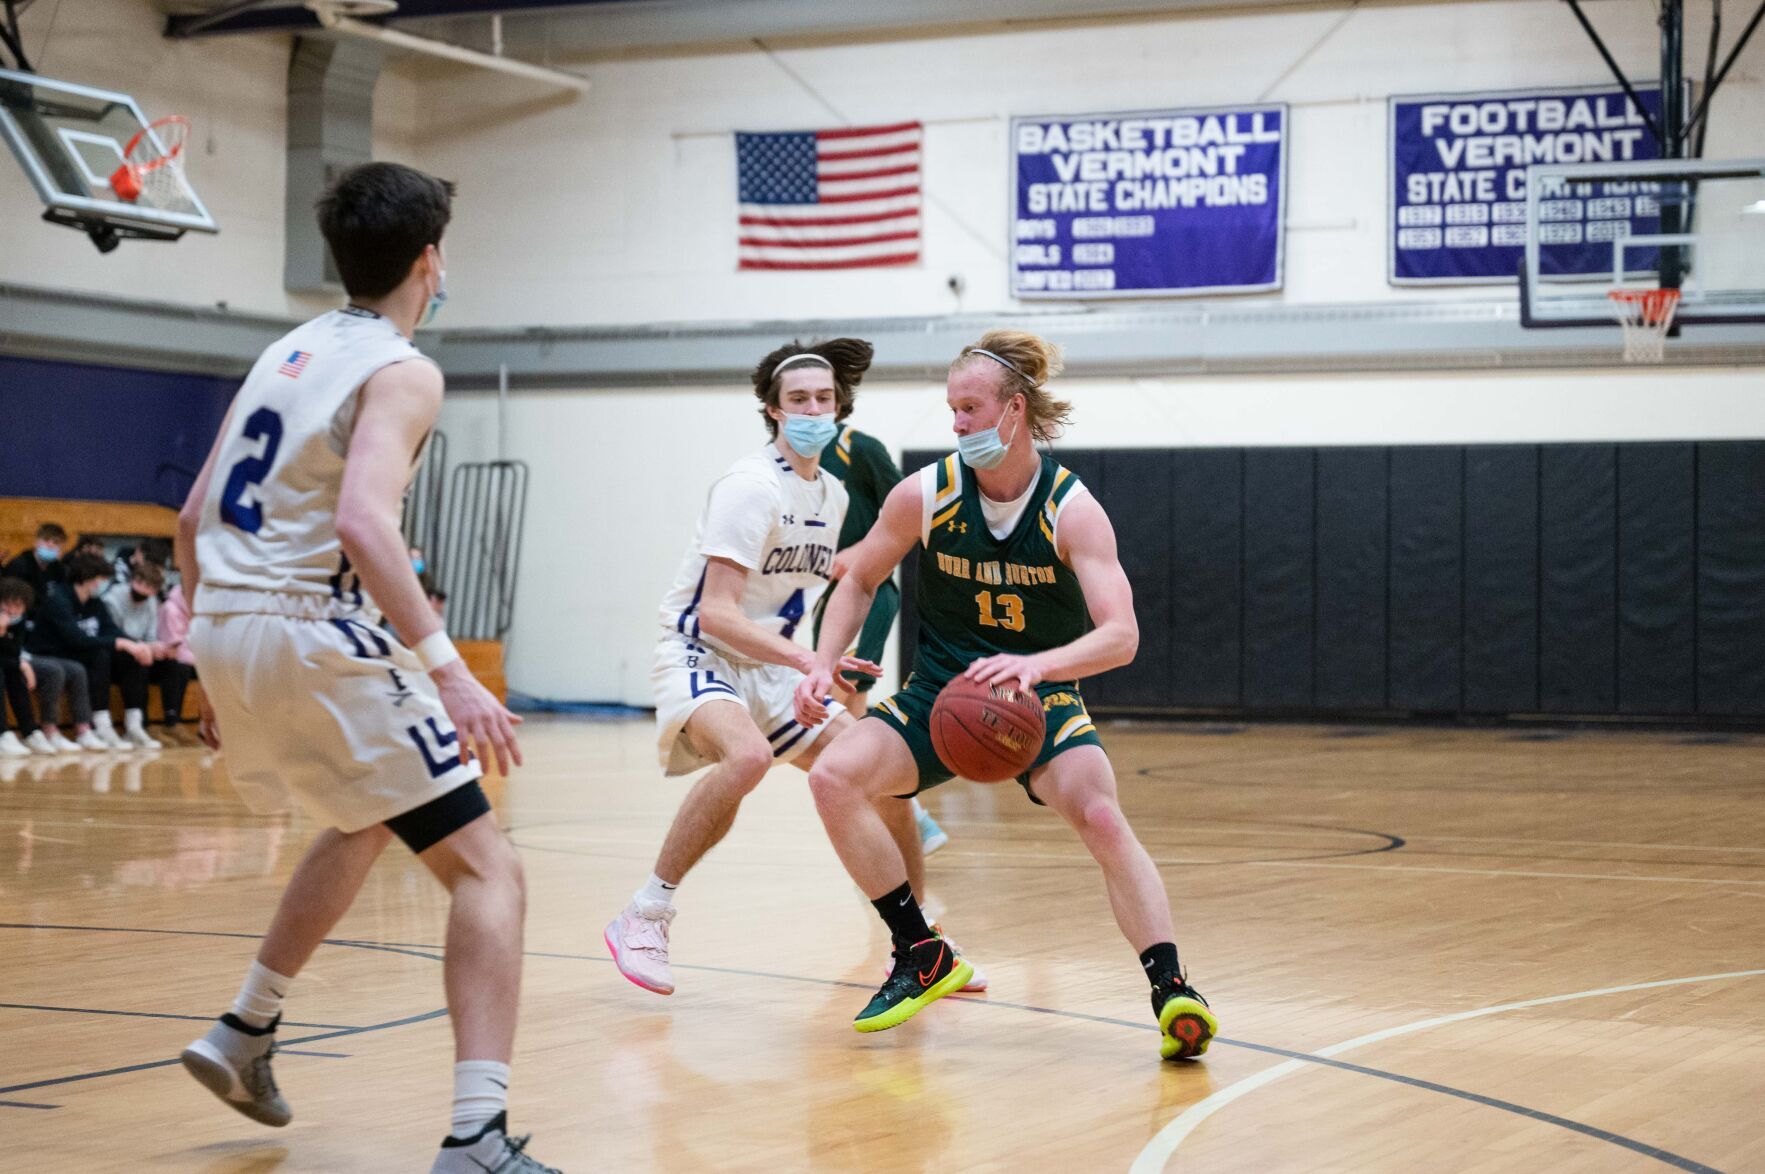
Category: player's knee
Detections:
[
  {"x1": 1076, "y1": 795, "x2": 1129, "y2": 843},
  {"x1": 722, "y1": 740, "x2": 773, "y2": 791},
  {"x1": 807, "y1": 757, "x2": 857, "y2": 808}
]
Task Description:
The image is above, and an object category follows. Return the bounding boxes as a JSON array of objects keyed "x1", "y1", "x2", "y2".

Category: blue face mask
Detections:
[
  {"x1": 780, "y1": 412, "x2": 838, "y2": 457},
  {"x1": 957, "y1": 409, "x2": 1021, "y2": 470},
  {"x1": 412, "y1": 558, "x2": 427, "y2": 576},
  {"x1": 422, "y1": 268, "x2": 447, "y2": 326},
  {"x1": 35, "y1": 544, "x2": 58, "y2": 564}
]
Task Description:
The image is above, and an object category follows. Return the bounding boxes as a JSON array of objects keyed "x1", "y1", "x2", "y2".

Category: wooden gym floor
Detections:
[{"x1": 2, "y1": 716, "x2": 1761, "y2": 1172}]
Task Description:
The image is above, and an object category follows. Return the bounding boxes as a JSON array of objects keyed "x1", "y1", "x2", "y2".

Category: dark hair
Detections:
[
  {"x1": 139, "y1": 537, "x2": 172, "y2": 566},
  {"x1": 0, "y1": 577, "x2": 34, "y2": 609},
  {"x1": 316, "y1": 162, "x2": 455, "y2": 299},
  {"x1": 750, "y1": 338, "x2": 874, "y2": 438},
  {"x1": 74, "y1": 533, "x2": 105, "y2": 554},
  {"x1": 35, "y1": 523, "x2": 65, "y2": 543},
  {"x1": 131, "y1": 562, "x2": 166, "y2": 592},
  {"x1": 63, "y1": 551, "x2": 110, "y2": 586}
]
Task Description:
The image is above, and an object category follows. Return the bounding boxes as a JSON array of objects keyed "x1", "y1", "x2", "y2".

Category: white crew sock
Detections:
[
  {"x1": 228, "y1": 960, "x2": 293, "y2": 1029},
  {"x1": 450, "y1": 1060, "x2": 510, "y2": 1139},
  {"x1": 911, "y1": 797, "x2": 928, "y2": 819},
  {"x1": 92, "y1": 711, "x2": 116, "y2": 733},
  {"x1": 635, "y1": 872, "x2": 678, "y2": 912},
  {"x1": 124, "y1": 708, "x2": 147, "y2": 733}
]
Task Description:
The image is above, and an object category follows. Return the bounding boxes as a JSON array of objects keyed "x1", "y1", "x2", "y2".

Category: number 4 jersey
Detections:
[
  {"x1": 658, "y1": 445, "x2": 849, "y2": 662},
  {"x1": 196, "y1": 307, "x2": 427, "y2": 618}
]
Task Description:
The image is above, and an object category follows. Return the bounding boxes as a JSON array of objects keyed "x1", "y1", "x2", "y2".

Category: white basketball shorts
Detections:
[
  {"x1": 650, "y1": 633, "x2": 844, "y2": 777},
  {"x1": 189, "y1": 612, "x2": 482, "y2": 832}
]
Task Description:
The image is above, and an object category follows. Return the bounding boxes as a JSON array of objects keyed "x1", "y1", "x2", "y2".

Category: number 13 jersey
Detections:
[
  {"x1": 196, "y1": 307, "x2": 427, "y2": 617},
  {"x1": 658, "y1": 445, "x2": 848, "y2": 663}
]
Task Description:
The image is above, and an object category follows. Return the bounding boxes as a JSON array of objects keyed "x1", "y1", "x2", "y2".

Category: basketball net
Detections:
[
  {"x1": 109, "y1": 115, "x2": 190, "y2": 209},
  {"x1": 1607, "y1": 287, "x2": 1681, "y2": 364}
]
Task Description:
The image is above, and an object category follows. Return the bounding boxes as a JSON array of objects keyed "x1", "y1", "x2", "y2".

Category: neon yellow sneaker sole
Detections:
[
  {"x1": 854, "y1": 959, "x2": 974, "y2": 1033},
  {"x1": 1158, "y1": 994, "x2": 1218, "y2": 1060}
]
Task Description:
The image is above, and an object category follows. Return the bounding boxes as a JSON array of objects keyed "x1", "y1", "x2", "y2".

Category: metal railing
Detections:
[{"x1": 435, "y1": 459, "x2": 527, "y2": 641}]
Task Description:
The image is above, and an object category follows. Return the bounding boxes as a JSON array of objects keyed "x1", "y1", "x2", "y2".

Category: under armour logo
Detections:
[{"x1": 946, "y1": 520, "x2": 968, "y2": 534}]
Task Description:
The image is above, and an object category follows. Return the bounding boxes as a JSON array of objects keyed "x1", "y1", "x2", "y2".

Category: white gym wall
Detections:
[{"x1": 3, "y1": 0, "x2": 1761, "y2": 704}]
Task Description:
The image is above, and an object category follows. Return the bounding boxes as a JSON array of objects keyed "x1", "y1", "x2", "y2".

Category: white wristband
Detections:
[{"x1": 414, "y1": 630, "x2": 461, "y2": 673}]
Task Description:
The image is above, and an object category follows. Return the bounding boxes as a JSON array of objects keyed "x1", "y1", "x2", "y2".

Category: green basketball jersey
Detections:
[
  {"x1": 912, "y1": 452, "x2": 1090, "y2": 683},
  {"x1": 821, "y1": 426, "x2": 902, "y2": 549}
]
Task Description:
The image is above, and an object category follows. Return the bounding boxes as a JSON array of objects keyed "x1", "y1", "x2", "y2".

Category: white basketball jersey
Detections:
[
  {"x1": 659, "y1": 445, "x2": 849, "y2": 661},
  {"x1": 195, "y1": 307, "x2": 427, "y2": 617}
]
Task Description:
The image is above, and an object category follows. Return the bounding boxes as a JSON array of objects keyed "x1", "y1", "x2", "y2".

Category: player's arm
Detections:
[
  {"x1": 965, "y1": 493, "x2": 1139, "y2": 689},
  {"x1": 695, "y1": 557, "x2": 821, "y2": 671},
  {"x1": 793, "y1": 475, "x2": 921, "y2": 726},
  {"x1": 336, "y1": 360, "x2": 522, "y2": 774},
  {"x1": 175, "y1": 402, "x2": 236, "y2": 613}
]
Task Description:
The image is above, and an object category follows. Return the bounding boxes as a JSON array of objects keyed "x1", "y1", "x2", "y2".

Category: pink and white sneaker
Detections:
[
  {"x1": 605, "y1": 902, "x2": 676, "y2": 995},
  {"x1": 886, "y1": 924, "x2": 988, "y2": 993}
]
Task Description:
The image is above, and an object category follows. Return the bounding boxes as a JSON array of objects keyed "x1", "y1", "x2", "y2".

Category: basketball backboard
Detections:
[
  {"x1": 1520, "y1": 157, "x2": 1765, "y2": 328},
  {"x1": 0, "y1": 67, "x2": 217, "y2": 252}
]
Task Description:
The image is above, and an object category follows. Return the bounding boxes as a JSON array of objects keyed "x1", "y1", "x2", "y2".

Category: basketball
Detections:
[{"x1": 929, "y1": 676, "x2": 1046, "y2": 782}]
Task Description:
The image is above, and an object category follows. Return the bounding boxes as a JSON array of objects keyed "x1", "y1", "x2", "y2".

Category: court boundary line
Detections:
[
  {"x1": 0, "y1": 923, "x2": 1741, "y2": 1172},
  {"x1": 0, "y1": 1001, "x2": 355, "y2": 1029},
  {"x1": 1129, "y1": 967, "x2": 1765, "y2": 1173}
]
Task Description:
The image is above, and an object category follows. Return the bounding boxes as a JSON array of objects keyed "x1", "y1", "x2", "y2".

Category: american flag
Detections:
[
  {"x1": 736, "y1": 121, "x2": 921, "y2": 270},
  {"x1": 278, "y1": 349, "x2": 313, "y2": 378}
]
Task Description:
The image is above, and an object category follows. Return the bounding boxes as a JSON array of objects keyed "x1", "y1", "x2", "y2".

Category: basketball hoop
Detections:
[
  {"x1": 108, "y1": 115, "x2": 190, "y2": 208},
  {"x1": 1607, "y1": 287, "x2": 1682, "y2": 364}
]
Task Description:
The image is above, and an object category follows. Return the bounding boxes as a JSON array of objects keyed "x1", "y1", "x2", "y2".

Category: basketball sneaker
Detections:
[
  {"x1": 854, "y1": 934, "x2": 974, "y2": 1033},
  {"x1": 884, "y1": 923, "x2": 987, "y2": 992},
  {"x1": 914, "y1": 801, "x2": 949, "y2": 854},
  {"x1": 604, "y1": 901, "x2": 675, "y2": 995},
  {"x1": 179, "y1": 1013, "x2": 291, "y2": 1126},
  {"x1": 431, "y1": 1112, "x2": 562, "y2": 1173},
  {"x1": 1152, "y1": 977, "x2": 1217, "y2": 1061}
]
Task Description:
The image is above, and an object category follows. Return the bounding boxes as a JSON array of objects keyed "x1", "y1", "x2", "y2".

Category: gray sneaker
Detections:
[
  {"x1": 179, "y1": 1014, "x2": 291, "y2": 1127},
  {"x1": 431, "y1": 1113, "x2": 562, "y2": 1173}
]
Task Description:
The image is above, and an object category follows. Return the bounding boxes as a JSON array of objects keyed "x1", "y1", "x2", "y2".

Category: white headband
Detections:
[
  {"x1": 773, "y1": 352, "x2": 833, "y2": 374},
  {"x1": 967, "y1": 347, "x2": 1037, "y2": 386}
]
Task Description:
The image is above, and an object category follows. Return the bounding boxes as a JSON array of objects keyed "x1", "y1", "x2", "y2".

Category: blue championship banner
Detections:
[
  {"x1": 1389, "y1": 83, "x2": 1664, "y2": 284},
  {"x1": 1011, "y1": 105, "x2": 1287, "y2": 299}
]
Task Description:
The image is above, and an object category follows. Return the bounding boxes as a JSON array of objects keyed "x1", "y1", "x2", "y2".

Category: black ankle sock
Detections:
[
  {"x1": 1139, "y1": 942, "x2": 1182, "y2": 989},
  {"x1": 220, "y1": 1011, "x2": 280, "y2": 1037},
  {"x1": 871, "y1": 881, "x2": 933, "y2": 948}
]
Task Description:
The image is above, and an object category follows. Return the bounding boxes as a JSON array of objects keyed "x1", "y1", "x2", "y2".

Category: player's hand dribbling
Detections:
[
  {"x1": 964, "y1": 652, "x2": 1046, "y2": 692},
  {"x1": 433, "y1": 660, "x2": 523, "y2": 776}
]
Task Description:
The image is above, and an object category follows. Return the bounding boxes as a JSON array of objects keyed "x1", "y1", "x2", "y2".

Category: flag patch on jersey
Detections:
[{"x1": 278, "y1": 350, "x2": 313, "y2": 378}]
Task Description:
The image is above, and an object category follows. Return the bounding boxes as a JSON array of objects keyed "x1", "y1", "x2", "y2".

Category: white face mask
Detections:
[{"x1": 958, "y1": 405, "x2": 1020, "y2": 470}]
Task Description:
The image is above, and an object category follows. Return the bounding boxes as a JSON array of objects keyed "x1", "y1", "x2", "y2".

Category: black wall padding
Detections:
[
  {"x1": 1092, "y1": 450, "x2": 1172, "y2": 708},
  {"x1": 1242, "y1": 449, "x2": 1315, "y2": 709},
  {"x1": 1463, "y1": 446, "x2": 1539, "y2": 713},
  {"x1": 1168, "y1": 449, "x2": 1244, "y2": 707},
  {"x1": 1617, "y1": 444, "x2": 1696, "y2": 714},
  {"x1": 1540, "y1": 445, "x2": 1618, "y2": 712},
  {"x1": 1697, "y1": 443, "x2": 1765, "y2": 714},
  {"x1": 898, "y1": 441, "x2": 1765, "y2": 721},
  {"x1": 1314, "y1": 448, "x2": 1388, "y2": 709},
  {"x1": 1388, "y1": 447, "x2": 1463, "y2": 712}
]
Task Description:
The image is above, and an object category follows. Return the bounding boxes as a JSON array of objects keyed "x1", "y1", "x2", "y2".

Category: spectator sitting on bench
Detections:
[
  {"x1": 154, "y1": 584, "x2": 199, "y2": 740},
  {"x1": 26, "y1": 551, "x2": 154, "y2": 752},
  {"x1": 3, "y1": 523, "x2": 67, "y2": 610},
  {"x1": 114, "y1": 536, "x2": 174, "y2": 590},
  {"x1": 0, "y1": 578, "x2": 56, "y2": 757},
  {"x1": 103, "y1": 560, "x2": 173, "y2": 749}
]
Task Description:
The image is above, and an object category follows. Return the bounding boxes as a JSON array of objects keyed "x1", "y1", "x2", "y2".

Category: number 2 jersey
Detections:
[
  {"x1": 658, "y1": 445, "x2": 849, "y2": 662},
  {"x1": 195, "y1": 307, "x2": 427, "y2": 619}
]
